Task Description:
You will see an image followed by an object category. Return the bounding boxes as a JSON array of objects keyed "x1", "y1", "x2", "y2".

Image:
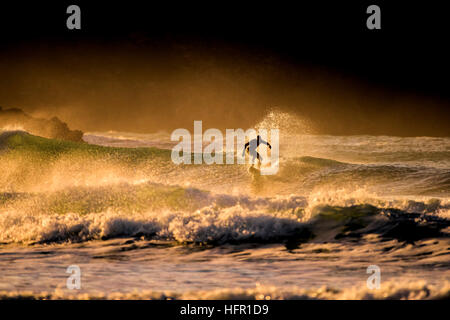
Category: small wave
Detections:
[
  {"x1": 276, "y1": 156, "x2": 450, "y2": 196},
  {"x1": 1, "y1": 280, "x2": 448, "y2": 300}
]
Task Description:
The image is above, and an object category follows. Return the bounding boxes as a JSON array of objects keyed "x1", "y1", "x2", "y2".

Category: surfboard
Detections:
[{"x1": 248, "y1": 166, "x2": 261, "y2": 175}]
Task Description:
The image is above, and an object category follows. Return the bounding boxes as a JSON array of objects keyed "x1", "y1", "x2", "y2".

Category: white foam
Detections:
[{"x1": 1, "y1": 280, "x2": 448, "y2": 300}]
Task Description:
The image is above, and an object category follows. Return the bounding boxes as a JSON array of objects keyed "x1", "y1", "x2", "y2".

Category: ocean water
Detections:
[{"x1": 0, "y1": 113, "x2": 449, "y2": 300}]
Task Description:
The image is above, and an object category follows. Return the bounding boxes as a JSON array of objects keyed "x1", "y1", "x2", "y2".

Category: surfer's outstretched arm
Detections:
[
  {"x1": 259, "y1": 138, "x2": 272, "y2": 149},
  {"x1": 242, "y1": 141, "x2": 249, "y2": 157}
]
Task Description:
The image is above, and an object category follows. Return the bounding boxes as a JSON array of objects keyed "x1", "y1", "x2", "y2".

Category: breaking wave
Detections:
[{"x1": 1, "y1": 184, "x2": 448, "y2": 245}]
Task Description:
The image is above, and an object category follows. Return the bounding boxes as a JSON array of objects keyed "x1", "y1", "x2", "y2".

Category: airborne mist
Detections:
[{"x1": 0, "y1": 40, "x2": 449, "y2": 136}]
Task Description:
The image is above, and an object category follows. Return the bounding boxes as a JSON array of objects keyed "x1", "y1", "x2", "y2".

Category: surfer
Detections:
[{"x1": 242, "y1": 135, "x2": 272, "y2": 168}]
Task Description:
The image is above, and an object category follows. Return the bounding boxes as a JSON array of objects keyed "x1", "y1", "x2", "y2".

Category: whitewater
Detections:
[{"x1": 0, "y1": 112, "x2": 449, "y2": 299}]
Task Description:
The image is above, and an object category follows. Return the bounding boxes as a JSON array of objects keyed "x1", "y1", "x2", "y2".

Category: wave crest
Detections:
[{"x1": 1, "y1": 193, "x2": 448, "y2": 245}]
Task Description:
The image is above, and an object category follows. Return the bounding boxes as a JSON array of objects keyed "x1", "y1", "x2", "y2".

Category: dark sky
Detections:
[{"x1": 0, "y1": 1, "x2": 449, "y2": 136}]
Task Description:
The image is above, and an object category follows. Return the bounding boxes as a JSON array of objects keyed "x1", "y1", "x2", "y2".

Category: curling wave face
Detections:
[{"x1": 0, "y1": 182, "x2": 449, "y2": 245}]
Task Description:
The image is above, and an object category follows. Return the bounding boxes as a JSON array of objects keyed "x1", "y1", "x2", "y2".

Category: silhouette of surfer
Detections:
[{"x1": 242, "y1": 135, "x2": 272, "y2": 168}]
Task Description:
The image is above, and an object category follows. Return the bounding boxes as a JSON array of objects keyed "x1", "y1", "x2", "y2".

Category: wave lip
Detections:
[
  {"x1": 34, "y1": 205, "x2": 305, "y2": 245},
  {"x1": 1, "y1": 196, "x2": 449, "y2": 246}
]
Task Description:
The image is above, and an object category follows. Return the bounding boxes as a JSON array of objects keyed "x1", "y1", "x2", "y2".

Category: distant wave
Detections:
[
  {"x1": 0, "y1": 107, "x2": 83, "y2": 142},
  {"x1": 277, "y1": 156, "x2": 450, "y2": 196}
]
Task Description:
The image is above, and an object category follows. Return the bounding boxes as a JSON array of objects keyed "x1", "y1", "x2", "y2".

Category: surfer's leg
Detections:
[
  {"x1": 249, "y1": 149, "x2": 258, "y2": 167},
  {"x1": 256, "y1": 152, "x2": 263, "y2": 168},
  {"x1": 256, "y1": 152, "x2": 263, "y2": 162}
]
